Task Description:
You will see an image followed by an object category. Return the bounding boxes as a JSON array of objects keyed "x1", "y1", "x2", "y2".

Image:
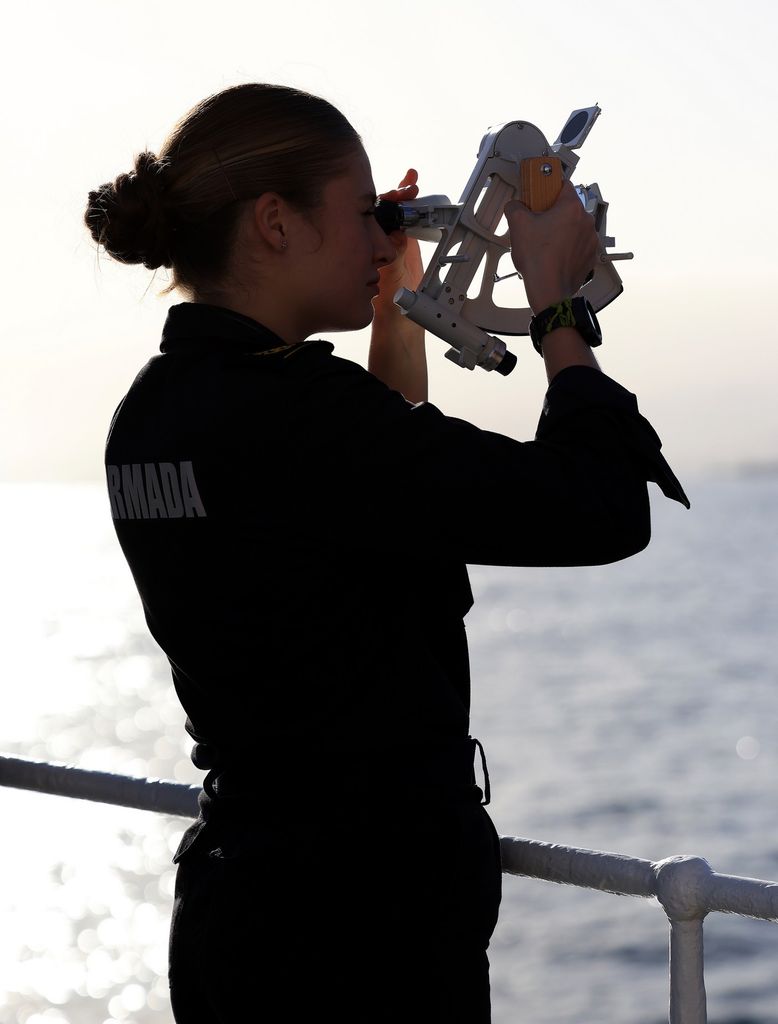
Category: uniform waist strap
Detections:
[
  {"x1": 202, "y1": 734, "x2": 490, "y2": 806},
  {"x1": 174, "y1": 736, "x2": 491, "y2": 863}
]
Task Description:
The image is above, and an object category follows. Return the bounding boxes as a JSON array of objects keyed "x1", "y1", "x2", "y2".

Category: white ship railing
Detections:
[{"x1": 3, "y1": 752, "x2": 777, "y2": 1024}]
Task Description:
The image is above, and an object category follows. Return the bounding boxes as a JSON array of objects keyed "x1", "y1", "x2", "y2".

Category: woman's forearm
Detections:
[
  {"x1": 368, "y1": 307, "x2": 428, "y2": 404},
  {"x1": 368, "y1": 171, "x2": 427, "y2": 403}
]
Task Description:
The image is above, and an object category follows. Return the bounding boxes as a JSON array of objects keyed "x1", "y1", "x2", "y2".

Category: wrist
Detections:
[
  {"x1": 541, "y1": 328, "x2": 600, "y2": 381},
  {"x1": 371, "y1": 304, "x2": 425, "y2": 345},
  {"x1": 527, "y1": 291, "x2": 568, "y2": 315},
  {"x1": 371, "y1": 300, "x2": 411, "y2": 328},
  {"x1": 524, "y1": 272, "x2": 577, "y2": 315},
  {"x1": 529, "y1": 296, "x2": 602, "y2": 356}
]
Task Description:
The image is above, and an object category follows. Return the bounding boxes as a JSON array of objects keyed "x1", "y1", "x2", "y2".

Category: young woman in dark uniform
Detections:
[{"x1": 85, "y1": 83, "x2": 687, "y2": 1023}]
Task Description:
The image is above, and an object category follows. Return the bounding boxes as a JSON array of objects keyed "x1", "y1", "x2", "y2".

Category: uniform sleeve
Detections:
[
  {"x1": 240, "y1": 353, "x2": 689, "y2": 568},
  {"x1": 536, "y1": 366, "x2": 688, "y2": 506}
]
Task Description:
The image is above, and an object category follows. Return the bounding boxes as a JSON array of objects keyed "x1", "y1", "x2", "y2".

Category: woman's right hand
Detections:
[{"x1": 504, "y1": 181, "x2": 599, "y2": 314}]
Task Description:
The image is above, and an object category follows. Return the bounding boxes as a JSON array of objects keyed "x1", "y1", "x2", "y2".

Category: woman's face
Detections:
[{"x1": 290, "y1": 147, "x2": 397, "y2": 335}]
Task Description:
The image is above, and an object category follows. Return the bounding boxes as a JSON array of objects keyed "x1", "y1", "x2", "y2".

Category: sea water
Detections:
[{"x1": 0, "y1": 472, "x2": 776, "y2": 1024}]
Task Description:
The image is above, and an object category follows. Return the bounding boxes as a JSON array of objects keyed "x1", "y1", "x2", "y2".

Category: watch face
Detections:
[
  {"x1": 576, "y1": 298, "x2": 603, "y2": 346},
  {"x1": 530, "y1": 297, "x2": 603, "y2": 353}
]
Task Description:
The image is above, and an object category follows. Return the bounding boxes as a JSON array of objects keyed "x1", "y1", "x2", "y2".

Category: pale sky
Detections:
[{"x1": 1, "y1": 0, "x2": 776, "y2": 480}]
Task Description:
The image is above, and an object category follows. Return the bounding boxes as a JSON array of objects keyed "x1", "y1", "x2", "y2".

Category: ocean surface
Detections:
[{"x1": 0, "y1": 471, "x2": 776, "y2": 1024}]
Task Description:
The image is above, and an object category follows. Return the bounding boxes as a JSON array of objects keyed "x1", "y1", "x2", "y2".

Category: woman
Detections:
[{"x1": 85, "y1": 83, "x2": 687, "y2": 1023}]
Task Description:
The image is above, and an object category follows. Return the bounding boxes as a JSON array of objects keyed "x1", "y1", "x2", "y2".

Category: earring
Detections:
[{"x1": 280, "y1": 238, "x2": 288, "y2": 250}]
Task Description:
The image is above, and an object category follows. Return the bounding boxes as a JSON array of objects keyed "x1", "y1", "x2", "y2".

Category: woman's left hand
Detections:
[{"x1": 373, "y1": 168, "x2": 424, "y2": 316}]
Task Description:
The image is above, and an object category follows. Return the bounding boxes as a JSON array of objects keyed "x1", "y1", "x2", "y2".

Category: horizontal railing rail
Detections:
[
  {"x1": 3, "y1": 752, "x2": 777, "y2": 1023},
  {"x1": 0, "y1": 752, "x2": 200, "y2": 817},
  {"x1": 501, "y1": 836, "x2": 778, "y2": 1024}
]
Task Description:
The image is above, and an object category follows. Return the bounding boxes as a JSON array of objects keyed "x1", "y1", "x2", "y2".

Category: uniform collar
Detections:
[{"x1": 160, "y1": 302, "x2": 291, "y2": 355}]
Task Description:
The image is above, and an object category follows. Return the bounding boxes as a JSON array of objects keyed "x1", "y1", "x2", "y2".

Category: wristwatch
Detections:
[{"x1": 529, "y1": 297, "x2": 603, "y2": 355}]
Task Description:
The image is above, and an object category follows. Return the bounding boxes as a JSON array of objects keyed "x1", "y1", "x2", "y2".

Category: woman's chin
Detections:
[{"x1": 320, "y1": 305, "x2": 376, "y2": 334}]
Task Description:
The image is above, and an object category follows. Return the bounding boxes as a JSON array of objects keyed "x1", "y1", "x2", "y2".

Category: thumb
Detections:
[{"x1": 504, "y1": 198, "x2": 531, "y2": 219}]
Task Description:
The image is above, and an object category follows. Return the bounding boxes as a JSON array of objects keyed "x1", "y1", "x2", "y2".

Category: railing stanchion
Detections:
[
  {"x1": 669, "y1": 918, "x2": 707, "y2": 1024},
  {"x1": 653, "y1": 855, "x2": 712, "y2": 1024}
]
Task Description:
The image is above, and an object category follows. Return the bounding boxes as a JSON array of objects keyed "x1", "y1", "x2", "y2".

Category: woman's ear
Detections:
[{"x1": 251, "y1": 193, "x2": 289, "y2": 253}]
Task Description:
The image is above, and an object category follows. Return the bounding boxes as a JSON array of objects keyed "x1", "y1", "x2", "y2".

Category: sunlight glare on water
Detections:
[
  {"x1": 0, "y1": 483, "x2": 198, "y2": 1023},
  {"x1": 1, "y1": 475, "x2": 778, "y2": 1022}
]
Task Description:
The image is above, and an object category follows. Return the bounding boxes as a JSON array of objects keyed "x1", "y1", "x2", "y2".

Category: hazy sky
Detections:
[{"x1": 1, "y1": 0, "x2": 776, "y2": 480}]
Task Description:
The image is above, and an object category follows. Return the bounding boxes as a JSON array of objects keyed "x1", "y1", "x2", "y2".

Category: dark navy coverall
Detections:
[{"x1": 105, "y1": 302, "x2": 688, "y2": 1023}]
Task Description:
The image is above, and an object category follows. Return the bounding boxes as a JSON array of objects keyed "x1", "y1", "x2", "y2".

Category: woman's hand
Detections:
[
  {"x1": 368, "y1": 168, "x2": 427, "y2": 403},
  {"x1": 372, "y1": 168, "x2": 424, "y2": 316},
  {"x1": 504, "y1": 181, "x2": 599, "y2": 314}
]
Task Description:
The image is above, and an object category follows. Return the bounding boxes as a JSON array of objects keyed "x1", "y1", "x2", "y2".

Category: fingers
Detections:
[
  {"x1": 378, "y1": 168, "x2": 419, "y2": 203},
  {"x1": 397, "y1": 168, "x2": 418, "y2": 189},
  {"x1": 505, "y1": 178, "x2": 592, "y2": 235},
  {"x1": 505, "y1": 180, "x2": 578, "y2": 219},
  {"x1": 505, "y1": 178, "x2": 598, "y2": 310},
  {"x1": 504, "y1": 200, "x2": 527, "y2": 214}
]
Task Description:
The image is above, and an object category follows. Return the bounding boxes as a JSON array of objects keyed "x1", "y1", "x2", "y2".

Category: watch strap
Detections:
[
  {"x1": 529, "y1": 296, "x2": 602, "y2": 355},
  {"x1": 530, "y1": 298, "x2": 575, "y2": 355}
]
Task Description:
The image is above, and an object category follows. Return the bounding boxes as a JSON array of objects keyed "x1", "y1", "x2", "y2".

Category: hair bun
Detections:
[{"x1": 85, "y1": 151, "x2": 173, "y2": 270}]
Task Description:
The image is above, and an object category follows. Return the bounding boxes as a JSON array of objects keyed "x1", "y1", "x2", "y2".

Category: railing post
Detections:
[
  {"x1": 653, "y1": 855, "x2": 712, "y2": 1024},
  {"x1": 668, "y1": 918, "x2": 706, "y2": 1024}
]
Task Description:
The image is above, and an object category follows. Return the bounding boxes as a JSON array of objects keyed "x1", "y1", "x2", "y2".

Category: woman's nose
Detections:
[{"x1": 374, "y1": 223, "x2": 398, "y2": 266}]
